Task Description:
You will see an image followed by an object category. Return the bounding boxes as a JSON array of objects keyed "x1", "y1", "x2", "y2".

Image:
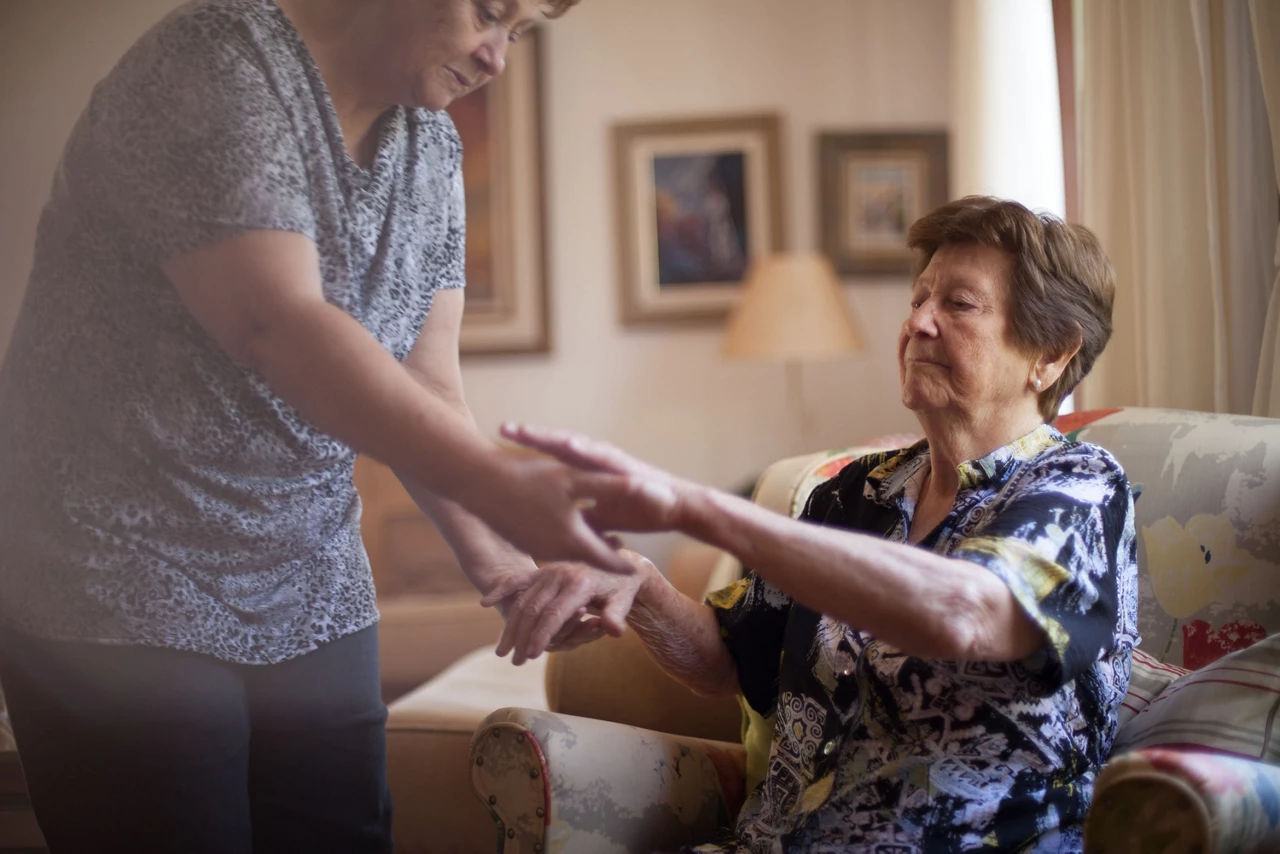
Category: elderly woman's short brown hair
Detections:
[{"x1": 906, "y1": 196, "x2": 1116, "y2": 422}]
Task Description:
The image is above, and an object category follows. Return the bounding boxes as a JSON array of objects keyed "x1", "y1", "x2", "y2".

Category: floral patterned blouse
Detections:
[{"x1": 700, "y1": 424, "x2": 1139, "y2": 853}]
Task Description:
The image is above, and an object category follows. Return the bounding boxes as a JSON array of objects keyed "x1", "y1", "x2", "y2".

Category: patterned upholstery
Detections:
[
  {"x1": 1056, "y1": 408, "x2": 1280, "y2": 669},
  {"x1": 470, "y1": 408, "x2": 1280, "y2": 853},
  {"x1": 1085, "y1": 749, "x2": 1280, "y2": 852},
  {"x1": 1112, "y1": 634, "x2": 1280, "y2": 760},
  {"x1": 472, "y1": 708, "x2": 741, "y2": 854}
]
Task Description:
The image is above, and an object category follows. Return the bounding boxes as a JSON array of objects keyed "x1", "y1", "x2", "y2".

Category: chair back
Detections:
[{"x1": 1058, "y1": 407, "x2": 1280, "y2": 668}]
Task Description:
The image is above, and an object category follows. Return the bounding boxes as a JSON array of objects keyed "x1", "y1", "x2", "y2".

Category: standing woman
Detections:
[{"x1": 0, "y1": 1, "x2": 620, "y2": 851}]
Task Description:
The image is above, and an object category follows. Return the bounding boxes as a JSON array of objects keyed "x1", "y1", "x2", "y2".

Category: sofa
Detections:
[{"x1": 466, "y1": 407, "x2": 1280, "y2": 853}]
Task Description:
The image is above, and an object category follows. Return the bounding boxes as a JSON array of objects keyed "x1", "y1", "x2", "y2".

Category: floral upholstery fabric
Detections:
[
  {"x1": 470, "y1": 708, "x2": 741, "y2": 854},
  {"x1": 1058, "y1": 408, "x2": 1280, "y2": 669}
]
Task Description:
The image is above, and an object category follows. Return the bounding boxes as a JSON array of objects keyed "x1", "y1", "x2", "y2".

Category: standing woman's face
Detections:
[{"x1": 376, "y1": 0, "x2": 542, "y2": 111}]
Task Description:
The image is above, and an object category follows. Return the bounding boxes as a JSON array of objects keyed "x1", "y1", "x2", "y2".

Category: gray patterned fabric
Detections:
[{"x1": 0, "y1": 0, "x2": 465, "y2": 664}]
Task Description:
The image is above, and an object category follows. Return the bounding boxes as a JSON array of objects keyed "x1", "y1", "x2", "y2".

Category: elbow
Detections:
[
  {"x1": 668, "y1": 645, "x2": 740, "y2": 698},
  {"x1": 926, "y1": 611, "x2": 987, "y2": 661},
  {"x1": 228, "y1": 317, "x2": 272, "y2": 370},
  {"x1": 216, "y1": 302, "x2": 292, "y2": 372},
  {"x1": 696, "y1": 659, "x2": 742, "y2": 698},
  {"x1": 941, "y1": 581, "x2": 1042, "y2": 662}
]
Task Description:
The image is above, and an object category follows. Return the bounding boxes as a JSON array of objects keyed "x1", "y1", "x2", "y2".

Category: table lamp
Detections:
[{"x1": 721, "y1": 252, "x2": 865, "y2": 449}]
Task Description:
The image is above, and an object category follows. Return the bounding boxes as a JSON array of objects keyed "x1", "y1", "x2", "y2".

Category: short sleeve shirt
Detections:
[
  {"x1": 0, "y1": 0, "x2": 465, "y2": 664},
  {"x1": 702, "y1": 425, "x2": 1139, "y2": 853}
]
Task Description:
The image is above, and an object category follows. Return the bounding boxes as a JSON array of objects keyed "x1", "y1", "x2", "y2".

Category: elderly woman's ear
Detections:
[{"x1": 1030, "y1": 332, "x2": 1083, "y2": 393}]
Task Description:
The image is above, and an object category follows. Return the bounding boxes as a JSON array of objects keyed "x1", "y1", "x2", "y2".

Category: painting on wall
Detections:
[
  {"x1": 818, "y1": 131, "x2": 948, "y2": 276},
  {"x1": 450, "y1": 30, "x2": 549, "y2": 354},
  {"x1": 613, "y1": 114, "x2": 784, "y2": 325}
]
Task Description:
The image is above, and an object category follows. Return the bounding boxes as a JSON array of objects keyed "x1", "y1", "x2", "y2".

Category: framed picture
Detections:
[
  {"x1": 450, "y1": 30, "x2": 549, "y2": 355},
  {"x1": 818, "y1": 131, "x2": 948, "y2": 276},
  {"x1": 613, "y1": 114, "x2": 784, "y2": 325}
]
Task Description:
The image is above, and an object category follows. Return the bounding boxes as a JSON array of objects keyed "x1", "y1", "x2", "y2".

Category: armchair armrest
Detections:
[
  {"x1": 1084, "y1": 747, "x2": 1280, "y2": 853},
  {"x1": 470, "y1": 707, "x2": 745, "y2": 853}
]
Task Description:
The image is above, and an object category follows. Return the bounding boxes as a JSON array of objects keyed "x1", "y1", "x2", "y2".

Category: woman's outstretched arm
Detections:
[{"x1": 498, "y1": 424, "x2": 1043, "y2": 664}]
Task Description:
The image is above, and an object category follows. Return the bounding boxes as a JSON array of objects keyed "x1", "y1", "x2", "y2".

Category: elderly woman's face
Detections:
[
  {"x1": 375, "y1": 0, "x2": 541, "y2": 111},
  {"x1": 898, "y1": 243, "x2": 1037, "y2": 423}
]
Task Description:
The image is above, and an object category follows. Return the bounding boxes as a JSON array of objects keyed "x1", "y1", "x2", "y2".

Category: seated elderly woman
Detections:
[{"x1": 489, "y1": 196, "x2": 1138, "y2": 853}]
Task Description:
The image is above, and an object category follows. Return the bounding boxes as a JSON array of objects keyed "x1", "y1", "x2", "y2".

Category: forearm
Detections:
[
  {"x1": 396, "y1": 474, "x2": 534, "y2": 598},
  {"x1": 388, "y1": 357, "x2": 538, "y2": 597},
  {"x1": 627, "y1": 562, "x2": 739, "y2": 697},
  {"x1": 675, "y1": 486, "x2": 1037, "y2": 661}
]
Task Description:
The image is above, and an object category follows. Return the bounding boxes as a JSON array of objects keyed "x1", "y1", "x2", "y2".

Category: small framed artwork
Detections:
[
  {"x1": 818, "y1": 131, "x2": 948, "y2": 276},
  {"x1": 613, "y1": 114, "x2": 785, "y2": 325},
  {"x1": 450, "y1": 30, "x2": 549, "y2": 355}
]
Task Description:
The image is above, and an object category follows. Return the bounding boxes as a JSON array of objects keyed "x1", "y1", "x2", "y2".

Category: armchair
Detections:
[{"x1": 470, "y1": 407, "x2": 1280, "y2": 853}]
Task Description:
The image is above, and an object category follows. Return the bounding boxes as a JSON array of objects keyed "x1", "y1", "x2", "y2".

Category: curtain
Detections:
[
  {"x1": 1249, "y1": 0, "x2": 1280, "y2": 416},
  {"x1": 1076, "y1": 0, "x2": 1278, "y2": 414},
  {"x1": 950, "y1": 0, "x2": 1065, "y2": 215}
]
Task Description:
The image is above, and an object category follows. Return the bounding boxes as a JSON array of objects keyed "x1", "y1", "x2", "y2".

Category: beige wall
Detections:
[
  {"x1": 0, "y1": 0, "x2": 185, "y2": 357},
  {"x1": 493, "y1": 0, "x2": 949, "y2": 495},
  {"x1": 0, "y1": 0, "x2": 949, "y2": 557}
]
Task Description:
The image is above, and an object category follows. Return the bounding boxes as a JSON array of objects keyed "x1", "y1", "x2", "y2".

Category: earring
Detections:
[{"x1": 1032, "y1": 378, "x2": 1042, "y2": 391}]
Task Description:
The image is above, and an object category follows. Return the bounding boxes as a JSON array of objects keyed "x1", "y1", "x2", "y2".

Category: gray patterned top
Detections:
[
  {"x1": 0, "y1": 0, "x2": 465, "y2": 664},
  {"x1": 703, "y1": 425, "x2": 1140, "y2": 853}
]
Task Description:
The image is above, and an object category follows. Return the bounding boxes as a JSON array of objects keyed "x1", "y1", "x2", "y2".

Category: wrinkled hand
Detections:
[
  {"x1": 498, "y1": 423, "x2": 687, "y2": 535},
  {"x1": 455, "y1": 447, "x2": 635, "y2": 575},
  {"x1": 482, "y1": 549, "x2": 656, "y2": 666}
]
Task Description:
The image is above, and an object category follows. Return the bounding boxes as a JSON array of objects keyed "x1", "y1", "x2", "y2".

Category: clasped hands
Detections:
[{"x1": 482, "y1": 423, "x2": 688, "y2": 666}]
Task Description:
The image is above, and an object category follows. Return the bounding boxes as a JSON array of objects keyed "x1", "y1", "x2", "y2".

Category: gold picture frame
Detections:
[
  {"x1": 613, "y1": 113, "x2": 785, "y2": 325},
  {"x1": 452, "y1": 31, "x2": 549, "y2": 355}
]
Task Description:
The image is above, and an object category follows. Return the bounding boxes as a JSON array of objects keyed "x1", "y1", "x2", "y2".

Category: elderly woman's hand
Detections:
[
  {"x1": 499, "y1": 423, "x2": 688, "y2": 535},
  {"x1": 482, "y1": 549, "x2": 657, "y2": 666}
]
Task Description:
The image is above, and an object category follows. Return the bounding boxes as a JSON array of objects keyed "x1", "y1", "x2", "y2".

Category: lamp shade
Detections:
[{"x1": 721, "y1": 252, "x2": 865, "y2": 360}]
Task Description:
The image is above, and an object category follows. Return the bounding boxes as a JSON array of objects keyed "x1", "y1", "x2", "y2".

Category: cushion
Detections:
[
  {"x1": 1061, "y1": 407, "x2": 1280, "y2": 670},
  {"x1": 1111, "y1": 633, "x2": 1280, "y2": 760},
  {"x1": 1116, "y1": 647, "x2": 1190, "y2": 730}
]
